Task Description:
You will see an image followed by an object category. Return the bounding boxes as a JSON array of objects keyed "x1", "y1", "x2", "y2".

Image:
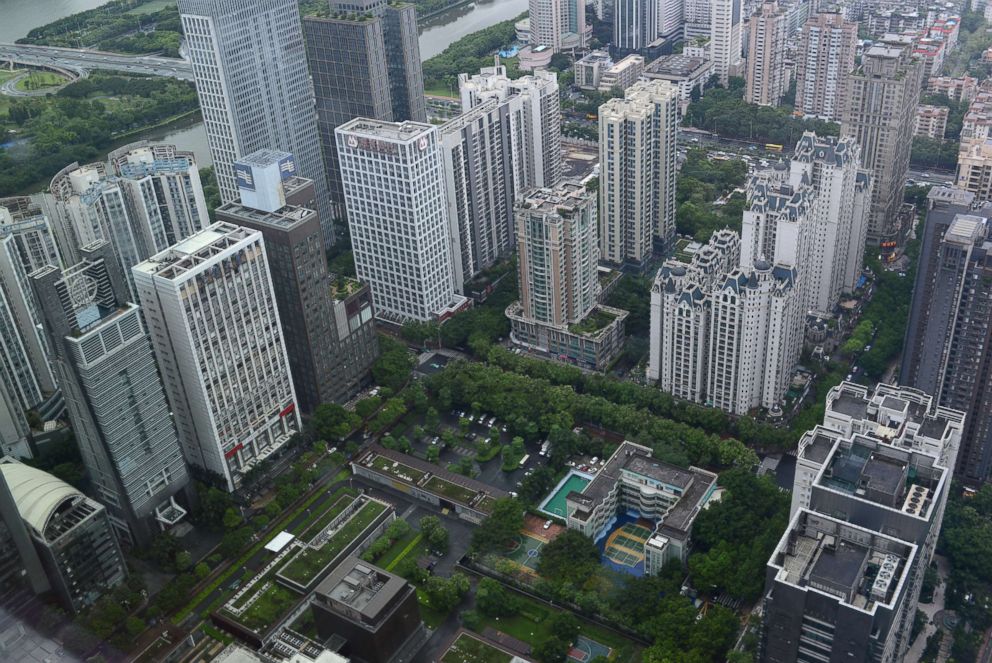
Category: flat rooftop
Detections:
[
  {"x1": 337, "y1": 118, "x2": 433, "y2": 143},
  {"x1": 217, "y1": 201, "x2": 315, "y2": 231},
  {"x1": 518, "y1": 181, "x2": 591, "y2": 217},
  {"x1": 315, "y1": 558, "x2": 408, "y2": 621},
  {"x1": 643, "y1": 54, "x2": 711, "y2": 77},
  {"x1": 237, "y1": 148, "x2": 293, "y2": 168},
  {"x1": 801, "y1": 430, "x2": 837, "y2": 464},
  {"x1": 132, "y1": 222, "x2": 256, "y2": 279}
]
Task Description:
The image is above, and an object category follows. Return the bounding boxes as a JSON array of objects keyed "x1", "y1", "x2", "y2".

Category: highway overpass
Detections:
[{"x1": 0, "y1": 43, "x2": 193, "y2": 81}]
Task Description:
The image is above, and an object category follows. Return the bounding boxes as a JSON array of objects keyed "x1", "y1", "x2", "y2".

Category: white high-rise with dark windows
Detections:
[
  {"x1": 178, "y1": 0, "x2": 334, "y2": 245},
  {"x1": 133, "y1": 222, "x2": 301, "y2": 492},
  {"x1": 336, "y1": 119, "x2": 467, "y2": 323}
]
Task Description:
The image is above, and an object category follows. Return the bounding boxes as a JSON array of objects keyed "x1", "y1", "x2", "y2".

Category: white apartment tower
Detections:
[
  {"x1": 108, "y1": 142, "x2": 209, "y2": 254},
  {"x1": 599, "y1": 80, "x2": 679, "y2": 266},
  {"x1": 335, "y1": 119, "x2": 467, "y2": 323},
  {"x1": 795, "y1": 13, "x2": 858, "y2": 121},
  {"x1": 741, "y1": 134, "x2": 871, "y2": 314},
  {"x1": 178, "y1": 0, "x2": 334, "y2": 245},
  {"x1": 528, "y1": 0, "x2": 586, "y2": 51},
  {"x1": 711, "y1": 0, "x2": 744, "y2": 86},
  {"x1": 459, "y1": 65, "x2": 562, "y2": 191},
  {"x1": 439, "y1": 100, "x2": 516, "y2": 292},
  {"x1": 133, "y1": 223, "x2": 301, "y2": 492},
  {"x1": 649, "y1": 230, "x2": 805, "y2": 415},
  {"x1": 745, "y1": 0, "x2": 788, "y2": 106}
]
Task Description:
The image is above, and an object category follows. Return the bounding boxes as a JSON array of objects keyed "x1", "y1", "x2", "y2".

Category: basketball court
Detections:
[
  {"x1": 567, "y1": 635, "x2": 612, "y2": 663},
  {"x1": 504, "y1": 532, "x2": 546, "y2": 572}
]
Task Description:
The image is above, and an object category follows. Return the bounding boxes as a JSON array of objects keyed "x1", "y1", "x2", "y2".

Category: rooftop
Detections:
[
  {"x1": 643, "y1": 54, "x2": 711, "y2": 78},
  {"x1": 337, "y1": 118, "x2": 434, "y2": 143},
  {"x1": 132, "y1": 222, "x2": 257, "y2": 280},
  {"x1": 315, "y1": 557, "x2": 409, "y2": 622},
  {"x1": 217, "y1": 201, "x2": 315, "y2": 231}
]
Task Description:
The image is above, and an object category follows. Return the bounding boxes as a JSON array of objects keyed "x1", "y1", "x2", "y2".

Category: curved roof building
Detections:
[{"x1": 0, "y1": 457, "x2": 125, "y2": 613}]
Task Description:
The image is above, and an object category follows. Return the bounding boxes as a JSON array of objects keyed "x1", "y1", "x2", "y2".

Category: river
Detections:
[{"x1": 1, "y1": 0, "x2": 527, "y2": 173}]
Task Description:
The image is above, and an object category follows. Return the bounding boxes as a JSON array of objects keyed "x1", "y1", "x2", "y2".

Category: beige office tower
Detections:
[
  {"x1": 598, "y1": 80, "x2": 679, "y2": 267},
  {"x1": 711, "y1": 0, "x2": 743, "y2": 86},
  {"x1": 795, "y1": 13, "x2": 858, "y2": 121},
  {"x1": 841, "y1": 36, "x2": 923, "y2": 246},
  {"x1": 745, "y1": 0, "x2": 788, "y2": 106}
]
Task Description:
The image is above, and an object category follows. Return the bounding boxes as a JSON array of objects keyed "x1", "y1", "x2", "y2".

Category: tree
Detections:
[
  {"x1": 420, "y1": 515, "x2": 449, "y2": 553},
  {"x1": 537, "y1": 530, "x2": 600, "y2": 586},
  {"x1": 194, "y1": 562, "x2": 210, "y2": 580},
  {"x1": 471, "y1": 498, "x2": 524, "y2": 553},
  {"x1": 312, "y1": 403, "x2": 361, "y2": 440},
  {"x1": 125, "y1": 616, "x2": 146, "y2": 638},
  {"x1": 475, "y1": 577, "x2": 518, "y2": 616},
  {"x1": 355, "y1": 395, "x2": 382, "y2": 419},
  {"x1": 423, "y1": 573, "x2": 470, "y2": 613},
  {"x1": 194, "y1": 482, "x2": 235, "y2": 529},
  {"x1": 547, "y1": 611, "x2": 580, "y2": 643},
  {"x1": 533, "y1": 637, "x2": 569, "y2": 663},
  {"x1": 222, "y1": 507, "x2": 244, "y2": 531},
  {"x1": 175, "y1": 550, "x2": 193, "y2": 571},
  {"x1": 372, "y1": 336, "x2": 415, "y2": 392}
]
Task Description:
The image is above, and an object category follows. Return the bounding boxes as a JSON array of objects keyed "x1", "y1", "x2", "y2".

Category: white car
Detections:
[{"x1": 543, "y1": 520, "x2": 552, "y2": 530}]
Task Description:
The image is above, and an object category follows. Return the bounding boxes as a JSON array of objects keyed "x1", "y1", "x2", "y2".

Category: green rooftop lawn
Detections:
[
  {"x1": 370, "y1": 454, "x2": 426, "y2": 483},
  {"x1": 476, "y1": 496, "x2": 497, "y2": 514},
  {"x1": 280, "y1": 500, "x2": 387, "y2": 585},
  {"x1": 424, "y1": 475, "x2": 478, "y2": 506},
  {"x1": 298, "y1": 492, "x2": 358, "y2": 542},
  {"x1": 568, "y1": 309, "x2": 618, "y2": 336},
  {"x1": 441, "y1": 632, "x2": 513, "y2": 663},
  {"x1": 229, "y1": 582, "x2": 301, "y2": 632}
]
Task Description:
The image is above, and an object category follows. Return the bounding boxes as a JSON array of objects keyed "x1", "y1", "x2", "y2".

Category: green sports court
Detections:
[
  {"x1": 504, "y1": 532, "x2": 546, "y2": 572},
  {"x1": 568, "y1": 635, "x2": 612, "y2": 662},
  {"x1": 539, "y1": 471, "x2": 592, "y2": 519}
]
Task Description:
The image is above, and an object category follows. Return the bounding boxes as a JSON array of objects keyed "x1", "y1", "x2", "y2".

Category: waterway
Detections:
[{"x1": 2, "y1": 0, "x2": 527, "y2": 176}]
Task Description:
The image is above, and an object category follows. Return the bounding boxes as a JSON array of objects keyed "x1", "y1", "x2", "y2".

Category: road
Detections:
[{"x1": 0, "y1": 43, "x2": 193, "y2": 80}]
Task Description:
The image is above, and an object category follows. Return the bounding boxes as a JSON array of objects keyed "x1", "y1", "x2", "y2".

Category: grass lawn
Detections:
[
  {"x1": 441, "y1": 632, "x2": 513, "y2": 663},
  {"x1": 370, "y1": 454, "x2": 427, "y2": 483},
  {"x1": 0, "y1": 69, "x2": 25, "y2": 85},
  {"x1": 415, "y1": 587, "x2": 451, "y2": 628},
  {"x1": 569, "y1": 308, "x2": 618, "y2": 336},
  {"x1": 14, "y1": 71, "x2": 68, "y2": 92},
  {"x1": 471, "y1": 590, "x2": 641, "y2": 663},
  {"x1": 424, "y1": 84, "x2": 457, "y2": 98},
  {"x1": 281, "y1": 500, "x2": 387, "y2": 585}
]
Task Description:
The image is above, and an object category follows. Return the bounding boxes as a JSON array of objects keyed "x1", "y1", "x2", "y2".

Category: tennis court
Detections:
[
  {"x1": 504, "y1": 532, "x2": 546, "y2": 571},
  {"x1": 568, "y1": 636, "x2": 612, "y2": 662}
]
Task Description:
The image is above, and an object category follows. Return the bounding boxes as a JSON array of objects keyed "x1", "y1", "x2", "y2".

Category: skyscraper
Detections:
[
  {"x1": 841, "y1": 36, "x2": 923, "y2": 246},
  {"x1": 507, "y1": 183, "x2": 628, "y2": 370},
  {"x1": 762, "y1": 382, "x2": 964, "y2": 662},
  {"x1": 648, "y1": 229, "x2": 805, "y2": 415},
  {"x1": 740, "y1": 133, "x2": 871, "y2": 314},
  {"x1": 303, "y1": 0, "x2": 426, "y2": 223},
  {"x1": 0, "y1": 196, "x2": 62, "y2": 273},
  {"x1": 49, "y1": 149, "x2": 209, "y2": 297},
  {"x1": 744, "y1": 0, "x2": 788, "y2": 106},
  {"x1": 796, "y1": 13, "x2": 858, "y2": 120},
  {"x1": 901, "y1": 187, "x2": 992, "y2": 483},
  {"x1": 599, "y1": 79, "x2": 679, "y2": 267},
  {"x1": 133, "y1": 223, "x2": 301, "y2": 492},
  {"x1": 217, "y1": 150, "x2": 378, "y2": 411},
  {"x1": 31, "y1": 242, "x2": 191, "y2": 546},
  {"x1": 335, "y1": 119, "x2": 467, "y2": 323},
  {"x1": 711, "y1": 0, "x2": 743, "y2": 86},
  {"x1": 439, "y1": 100, "x2": 516, "y2": 292},
  {"x1": 178, "y1": 0, "x2": 334, "y2": 245},
  {"x1": 614, "y1": 0, "x2": 657, "y2": 52},
  {"x1": 108, "y1": 141, "x2": 210, "y2": 253},
  {"x1": 459, "y1": 65, "x2": 562, "y2": 191},
  {"x1": 528, "y1": 0, "x2": 586, "y2": 51}
]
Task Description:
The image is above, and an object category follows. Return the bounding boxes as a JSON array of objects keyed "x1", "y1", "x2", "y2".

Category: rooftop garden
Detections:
[
  {"x1": 298, "y1": 491, "x2": 359, "y2": 543},
  {"x1": 568, "y1": 308, "x2": 618, "y2": 336},
  {"x1": 441, "y1": 633, "x2": 513, "y2": 663},
  {"x1": 279, "y1": 500, "x2": 388, "y2": 586},
  {"x1": 369, "y1": 454, "x2": 427, "y2": 483},
  {"x1": 330, "y1": 275, "x2": 364, "y2": 299},
  {"x1": 230, "y1": 582, "x2": 301, "y2": 633},
  {"x1": 424, "y1": 475, "x2": 480, "y2": 506}
]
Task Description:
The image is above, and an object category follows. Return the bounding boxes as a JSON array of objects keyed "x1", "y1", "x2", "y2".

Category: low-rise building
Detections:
[
  {"x1": 927, "y1": 75, "x2": 978, "y2": 102},
  {"x1": 597, "y1": 54, "x2": 646, "y2": 93},
  {"x1": 565, "y1": 441, "x2": 718, "y2": 573},
  {"x1": 642, "y1": 54, "x2": 713, "y2": 110},
  {"x1": 915, "y1": 104, "x2": 949, "y2": 139}
]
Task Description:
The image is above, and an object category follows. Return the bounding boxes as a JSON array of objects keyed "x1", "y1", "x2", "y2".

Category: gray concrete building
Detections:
[
  {"x1": 439, "y1": 100, "x2": 515, "y2": 292},
  {"x1": 901, "y1": 187, "x2": 992, "y2": 483},
  {"x1": 0, "y1": 457, "x2": 126, "y2": 613},
  {"x1": 217, "y1": 150, "x2": 378, "y2": 411},
  {"x1": 303, "y1": 0, "x2": 426, "y2": 225},
  {"x1": 762, "y1": 382, "x2": 964, "y2": 663},
  {"x1": 178, "y1": 0, "x2": 334, "y2": 245},
  {"x1": 841, "y1": 36, "x2": 923, "y2": 248},
  {"x1": 30, "y1": 242, "x2": 191, "y2": 546}
]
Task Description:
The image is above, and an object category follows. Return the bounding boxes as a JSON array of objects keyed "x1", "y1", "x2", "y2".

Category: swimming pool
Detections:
[{"x1": 538, "y1": 470, "x2": 592, "y2": 518}]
